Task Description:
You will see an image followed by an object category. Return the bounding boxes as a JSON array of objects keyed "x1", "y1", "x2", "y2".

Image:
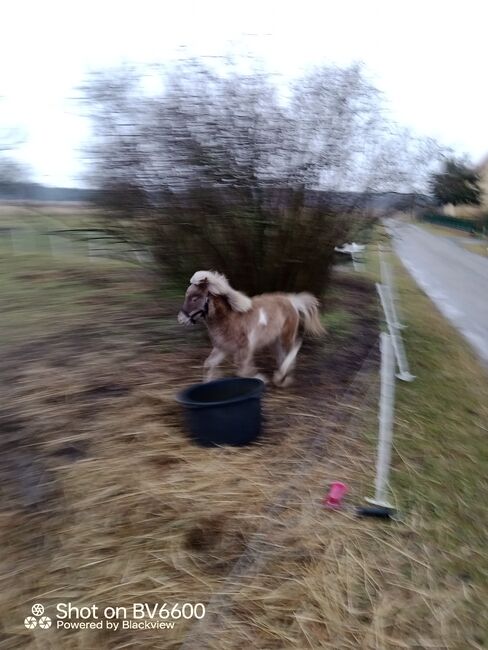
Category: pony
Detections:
[{"x1": 178, "y1": 271, "x2": 324, "y2": 386}]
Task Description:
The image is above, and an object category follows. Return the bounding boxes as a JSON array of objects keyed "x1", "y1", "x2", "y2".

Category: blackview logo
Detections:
[{"x1": 24, "y1": 603, "x2": 52, "y2": 630}]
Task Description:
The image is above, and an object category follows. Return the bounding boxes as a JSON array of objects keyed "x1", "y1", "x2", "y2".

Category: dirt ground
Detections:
[{"x1": 0, "y1": 261, "x2": 378, "y2": 648}]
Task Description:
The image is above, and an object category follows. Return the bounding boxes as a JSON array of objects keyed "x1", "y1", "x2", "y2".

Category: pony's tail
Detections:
[{"x1": 288, "y1": 293, "x2": 325, "y2": 336}]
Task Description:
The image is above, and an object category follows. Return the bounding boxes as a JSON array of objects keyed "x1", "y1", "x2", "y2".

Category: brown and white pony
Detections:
[{"x1": 178, "y1": 271, "x2": 324, "y2": 386}]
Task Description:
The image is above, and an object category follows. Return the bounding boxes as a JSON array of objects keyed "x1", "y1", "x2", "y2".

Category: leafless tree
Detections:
[{"x1": 82, "y1": 60, "x2": 443, "y2": 293}]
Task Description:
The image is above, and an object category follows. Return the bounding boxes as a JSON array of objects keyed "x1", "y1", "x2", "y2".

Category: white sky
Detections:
[{"x1": 1, "y1": 0, "x2": 487, "y2": 186}]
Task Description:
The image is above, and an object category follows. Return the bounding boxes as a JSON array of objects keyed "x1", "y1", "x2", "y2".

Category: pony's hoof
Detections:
[
  {"x1": 273, "y1": 371, "x2": 284, "y2": 386},
  {"x1": 204, "y1": 373, "x2": 220, "y2": 383},
  {"x1": 273, "y1": 372, "x2": 293, "y2": 387}
]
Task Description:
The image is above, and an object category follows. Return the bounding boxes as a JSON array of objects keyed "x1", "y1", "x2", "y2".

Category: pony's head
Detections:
[
  {"x1": 178, "y1": 277, "x2": 209, "y2": 326},
  {"x1": 177, "y1": 271, "x2": 252, "y2": 325}
]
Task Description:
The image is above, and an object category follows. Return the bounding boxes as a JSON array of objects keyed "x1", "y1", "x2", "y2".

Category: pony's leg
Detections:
[
  {"x1": 203, "y1": 347, "x2": 226, "y2": 382},
  {"x1": 273, "y1": 316, "x2": 301, "y2": 386},
  {"x1": 270, "y1": 340, "x2": 286, "y2": 387},
  {"x1": 273, "y1": 338, "x2": 302, "y2": 386},
  {"x1": 234, "y1": 348, "x2": 267, "y2": 383},
  {"x1": 272, "y1": 339, "x2": 286, "y2": 368}
]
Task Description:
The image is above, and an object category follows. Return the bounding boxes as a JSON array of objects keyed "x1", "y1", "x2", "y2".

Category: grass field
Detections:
[{"x1": 1, "y1": 206, "x2": 487, "y2": 648}]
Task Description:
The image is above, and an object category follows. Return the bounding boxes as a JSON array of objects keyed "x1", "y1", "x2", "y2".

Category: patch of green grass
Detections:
[
  {"x1": 0, "y1": 245, "x2": 145, "y2": 346},
  {"x1": 0, "y1": 208, "x2": 200, "y2": 354},
  {"x1": 392, "y1": 259, "x2": 488, "y2": 545},
  {"x1": 321, "y1": 307, "x2": 356, "y2": 339}
]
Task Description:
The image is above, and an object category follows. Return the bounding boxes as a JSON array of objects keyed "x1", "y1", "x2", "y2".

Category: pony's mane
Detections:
[{"x1": 190, "y1": 271, "x2": 252, "y2": 313}]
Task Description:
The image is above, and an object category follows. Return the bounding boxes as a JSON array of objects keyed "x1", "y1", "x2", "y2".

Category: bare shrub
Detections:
[{"x1": 83, "y1": 61, "x2": 439, "y2": 294}]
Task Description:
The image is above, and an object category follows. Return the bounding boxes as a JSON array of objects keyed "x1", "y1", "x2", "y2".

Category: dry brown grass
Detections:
[
  {"x1": 0, "y1": 258, "x2": 381, "y2": 649},
  {"x1": 2, "y1": 369, "x2": 384, "y2": 649}
]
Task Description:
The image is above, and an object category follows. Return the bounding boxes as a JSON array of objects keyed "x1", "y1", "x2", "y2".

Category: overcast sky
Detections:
[{"x1": 1, "y1": 0, "x2": 487, "y2": 186}]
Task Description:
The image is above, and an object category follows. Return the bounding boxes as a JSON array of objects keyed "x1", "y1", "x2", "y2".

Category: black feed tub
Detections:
[{"x1": 177, "y1": 377, "x2": 265, "y2": 447}]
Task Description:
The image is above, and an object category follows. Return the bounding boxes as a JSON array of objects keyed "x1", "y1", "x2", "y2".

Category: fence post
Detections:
[
  {"x1": 366, "y1": 332, "x2": 396, "y2": 508},
  {"x1": 376, "y1": 283, "x2": 415, "y2": 382},
  {"x1": 378, "y1": 246, "x2": 406, "y2": 330}
]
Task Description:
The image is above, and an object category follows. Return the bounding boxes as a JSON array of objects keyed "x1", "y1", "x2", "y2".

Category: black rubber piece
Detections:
[
  {"x1": 177, "y1": 377, "x2": 265, "y2": 447},
  {"x1": 356, "y1": 505, "x2": 396, "y2": 519}
]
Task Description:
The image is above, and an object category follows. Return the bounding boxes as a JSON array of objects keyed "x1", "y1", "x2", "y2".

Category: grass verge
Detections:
[
  {"x1": 417, "y1": 221, "x2": 488, "y2": 258},
  {"x1": 388, "y1": 253, "x2": 488, "y2": 646},
  {"x1": 463, "y1": 241, "x2": 488, "y2": 257}
]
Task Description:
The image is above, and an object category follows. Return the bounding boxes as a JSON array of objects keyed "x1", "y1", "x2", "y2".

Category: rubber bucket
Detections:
[{"x1": 177, "y1": 377, "x2": 265, "y2": 447}]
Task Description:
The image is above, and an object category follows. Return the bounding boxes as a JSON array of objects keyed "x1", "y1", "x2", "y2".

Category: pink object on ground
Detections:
[{"x1": 324, "y1": 481, "x2": 348, "y2": 509}]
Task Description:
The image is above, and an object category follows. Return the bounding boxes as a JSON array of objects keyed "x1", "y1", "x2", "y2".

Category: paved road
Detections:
[{"x1": 387, "y1": 220, "x2": 488, "y2": 367}]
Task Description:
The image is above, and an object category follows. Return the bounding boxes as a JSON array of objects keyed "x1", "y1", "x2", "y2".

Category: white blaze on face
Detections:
[
  {"x1": 258, "y1": 308, "x2": 268, "y2": 326},
  {"x1": 178, "y1": 311, "x2": 191, "y2": 326}
]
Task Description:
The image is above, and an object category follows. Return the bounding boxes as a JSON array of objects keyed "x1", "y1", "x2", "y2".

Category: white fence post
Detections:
[
  {"x1": 376, "y1": 283, "x2": 415, "y2": 382},
  {"x1": 366, "y1": 332, "x2": 396, "y2": 508},
  {"x1": 378, "y1": 247, "x2": 406, "y2": 330}
]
